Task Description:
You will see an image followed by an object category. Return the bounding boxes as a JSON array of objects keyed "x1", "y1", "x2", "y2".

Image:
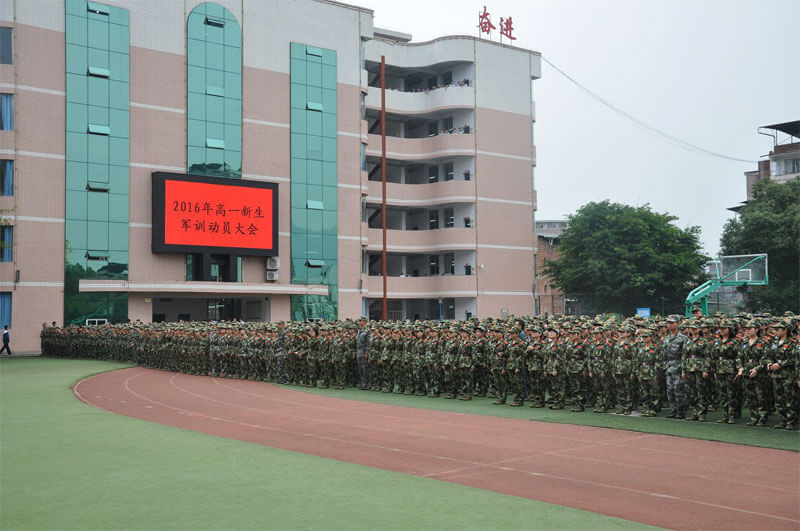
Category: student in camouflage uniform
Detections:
[
  {"x1": 426, "y1": 328, "x2": 442, "y2": 398},
  {"x1": 355, "y1": 317, "x2": 371, "y2": 390},
  {"x1": 490, "y1": 326, "x2": 509, "y2": 405},
  {"x1": 441, "y1": 327, "x2": 460, "y2": 399},
  {"x1": 589, "y1": 325, "x2": 613, "y2": 413},
  {"x1": 636, "y1": 328, "x2": 660, "y2": 417},
  {"x1": 662, "y1": 315, "x2": 688, "y2": 419},
  {"x1": 525, "y1": 325, "x2": 546, "y2": 408},
  {"x1": 545, "y1": 326, "x2": 565, "y2": 410},
  {"x1": 565, "y1": 327, "x2": 588, "y2": 412},
  {"x1": 682, "y1": 319, "x2": 712, "y2": 421},
  {"x1": 740, "y1": 321, "x2": 769, "y2": 426},
  {"x1": 766, "y1": 320, "x2": 798, "y2": 430},
  {"x1": 712, "y1": 320, "x2": 741, "y2": 424},
  {"x1": 613, "y1": 326, "x2": 635, "y2": 415},
  {"x1": 506, "y1": 327, "x2": 526, "y2": 406},
  {"x1": 472, "y1": 325, "x2": 490, "y2": 397}
]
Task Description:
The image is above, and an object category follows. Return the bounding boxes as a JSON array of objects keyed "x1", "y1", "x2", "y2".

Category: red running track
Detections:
[{"x1": 74, "y1": 368, "x2": 800, "y2": 530}]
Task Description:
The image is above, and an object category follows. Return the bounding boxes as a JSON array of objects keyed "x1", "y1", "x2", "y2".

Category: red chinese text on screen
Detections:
[{"x1": 163, "y1": 180, "x2": 274, "y2": 251}]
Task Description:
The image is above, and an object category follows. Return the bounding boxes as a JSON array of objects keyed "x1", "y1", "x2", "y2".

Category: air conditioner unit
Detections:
[
  {"x1": 265, "y1": 270, "x2": 279, "y2": 282},
  {"x1": 266, "y1": 257, "x2": 280, "y2": 270}
]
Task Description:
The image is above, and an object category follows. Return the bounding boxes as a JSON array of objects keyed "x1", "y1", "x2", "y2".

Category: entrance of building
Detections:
[{"x1": 152, "y1": 296, "x2": 271, "y2": 322}]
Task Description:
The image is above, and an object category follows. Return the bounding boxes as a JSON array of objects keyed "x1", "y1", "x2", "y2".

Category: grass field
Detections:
[{"x1": 1, "y1": 358, "x2": 649, "y2": 530}]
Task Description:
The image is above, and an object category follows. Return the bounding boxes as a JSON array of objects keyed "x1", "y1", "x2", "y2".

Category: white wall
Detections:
[{"x1": 454, "y1": 297, "x2": 476, "y2": 319}]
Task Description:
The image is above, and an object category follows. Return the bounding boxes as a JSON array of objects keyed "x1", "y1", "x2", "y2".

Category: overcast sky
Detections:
[{"x1": 354, "y1": 0, "x2": 799, "y2": 255}]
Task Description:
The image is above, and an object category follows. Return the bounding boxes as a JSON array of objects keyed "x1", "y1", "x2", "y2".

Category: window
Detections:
[
  {"x1": 427, "y1": 77, "x2": 437, "y2": 89},
  {"x1": 787, "y1": 158, "x2": 800, "y2": 175},
  {"x1": 0, "y1": 292, "x2": 10, "y2": 328},
  {"x1": 442, "y1": 71, "x2": 452, "y2": 85},
  {"x1": 0, "y1": 94, "x2": 12, "y2": 130},
  {"x1": 427, "y1": 121, "x2": 438, "y2": 137},
  {"x1": 0, "y1": 160, "x2": 12, "y2": 196},
  {"x1": 444, "y1": 162, "x2": 454, "y2": 181},
  {"x1": 360, "y1": 143, "x2": 366, "y2": 171},
  {"x1": 0, "y1": 27, "x2": 11, "y2": 64},
  {"x1": 429, "y1": 254, "x2": 439, "y2": 275},
  {"x1": 428, "y1": 209, "x2": 439, "y2": 230},
  {"x1": 445, "y1": 252, "x2": 454, "y2": 274},
  {"x1": 444, "y1": 207, "x2": 454, "y2": 228},
  {"x1": 427, "y1": 165, "x2": 438, "y2": 183},
  {"x1": 0, "y1": 225, "x2": 11, "y2": 262},
  {"x1": 442, "y1": 116, "x2": 453, "y2": 133}
]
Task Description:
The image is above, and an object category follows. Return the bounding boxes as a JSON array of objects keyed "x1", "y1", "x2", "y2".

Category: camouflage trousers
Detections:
[
  {"x1": 591, "y1": 373, "x2": 614, "y2": 409},
  {"x1": 665, "y1": 361, "x2": 687, "y2": 415},
  {"x1": 443, "y1": 366, "x2": 459, "y2": 397},
  {"x1": 428, "y1": 366, "x2": 442, "y2": 395},
  {"x1": 772, "y1": 377, "x2": 799, "y2": 427},
  {"x1": 492, "y1": 369, "x2": 509, "y2": 403},
  {"x1": 638, "y1": 377, "x2": 660, "y2": 413},
  {"x1": 460, "y1": 367, "x2": 474, "y2": 397},
  {"x1": 615, "y1": 374, "x2": 633, "y2": 411},
  {"x1": 566, "y1": 372, "x2": 586, "y2": 407},
  {"x1": 547, "y1": 372, "x2": 565, "y2": 406},
  {"x1": 356, "y1": 355, "x2": 371, "y2": 389},
  {"x1": 743, "y1": 375, "x2": 770, "y2": 423},
  {"x1": 715, "y1": 373, "x2": 739, "y2": 419},
  {"x1": 526, "y1": 370, "x2": 546, "y2": 405},
  {"x1": 685, "y1": 371, "x2": 710, "y2": 417}
]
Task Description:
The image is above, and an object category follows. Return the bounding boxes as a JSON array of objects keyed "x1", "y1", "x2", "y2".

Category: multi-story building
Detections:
[
  {"x1": 0, "y1": 0, "x2": 540, "y2": 351},
  {"x1": 533, "y1": 219, "x2": 566, "y2": 316},
  {"x1": 732, "y1": 120, "x2": 799, "y2": 210},
  {"x1": 362, "y1": 30, "x2": 540, "y2": 321}
]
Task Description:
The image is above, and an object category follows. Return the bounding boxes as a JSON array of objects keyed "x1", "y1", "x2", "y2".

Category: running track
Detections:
[{"x1": 74, "y1": 368, "x2": 800, "y2": 530}]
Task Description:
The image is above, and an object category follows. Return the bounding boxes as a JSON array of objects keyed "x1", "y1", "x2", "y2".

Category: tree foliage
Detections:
[
  {"x1": 543, "y1": 201, "x2": 708, "y2": 315},
  {"x1": 720, "y1": 176, "x2": 799, "y2": 312}
]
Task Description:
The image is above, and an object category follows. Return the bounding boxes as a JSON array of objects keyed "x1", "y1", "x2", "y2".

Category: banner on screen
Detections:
[{"x1": 152, "y1": 172, "x2": 278, "y2": 256}]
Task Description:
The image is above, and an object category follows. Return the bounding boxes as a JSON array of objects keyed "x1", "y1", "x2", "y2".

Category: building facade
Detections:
[
  {"x1": 0, "y1": 0, "x2": 540, "y2": 351},
  {"x1": 533, "y1": 219, "x2": 566, "y2": 316},
  {"x1": 733, "y1": 120, "x2": 799, "y2": 209}
]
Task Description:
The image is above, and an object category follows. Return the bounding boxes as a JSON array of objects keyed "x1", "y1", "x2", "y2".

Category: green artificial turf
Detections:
[
  {"x1": 1, "y1": 358, "x2": 648, "y2": 530},
  {"x1": 297, "y1": 382, "x2": 800, "y2": 452}
]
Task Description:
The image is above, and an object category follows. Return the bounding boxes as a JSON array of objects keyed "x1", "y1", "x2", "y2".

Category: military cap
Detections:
[
  {"x1": 688, "y1": 319, "x2": 702, "y2": 328},
  {"x1": 718, "y1": 319, "x2": 734, "y2": 328},
  {"x1": 640, "y1": 329, "x2": 653, "y2": 337},
  {"x1": 666, "y1": 315, "x2": 681, "y2": 323},
  {"x1": 743, "y1": 320, "x2": 759, "y2": 329},
  {"x1": 510, "y1": 327, "x2": 521, "y2": 334},
  {"x1": 771, "y1": 320, "x2": 788, "y2": 329}
]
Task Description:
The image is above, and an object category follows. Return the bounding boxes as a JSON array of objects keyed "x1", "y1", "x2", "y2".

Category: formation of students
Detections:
[{"x1": 40, "y1": 310, "x2": 800, "y2": 430}]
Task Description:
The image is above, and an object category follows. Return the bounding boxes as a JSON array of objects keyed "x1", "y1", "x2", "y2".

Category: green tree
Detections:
[
  {"x1": 720, "y1": 176, "x2": 799, "y2": 312},
  {"x1": 543, "y1": 201, "x2": 708, "y2": 315}
]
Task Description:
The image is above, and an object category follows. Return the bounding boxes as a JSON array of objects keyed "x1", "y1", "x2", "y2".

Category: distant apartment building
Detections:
[
  {"x1": 733, "y1": 120, "x2": 799, "y2": 210},
  {"x1": 533, "y1": 219, "x2": 566, "y2": 316}
]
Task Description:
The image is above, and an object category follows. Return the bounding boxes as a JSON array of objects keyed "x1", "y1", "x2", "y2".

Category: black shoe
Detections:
[{"x1": 667, "y1": 412, "x2": 678, "y2": 419}]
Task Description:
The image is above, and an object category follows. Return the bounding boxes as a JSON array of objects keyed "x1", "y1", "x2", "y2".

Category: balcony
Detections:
[
  {"x1": 367, "y1": 227, "x2": 476, "y2": 252},
  {"x1": 366, "y1": 132, "x2": 474, "y2": 161},
  {"x1": 366, "y1": 179, "x2": 475, "y2": 207},
  {"x1": 365, "y1": 85, "x2": 475, "y2": 115},
  {"x1": 366, "y1": 274, "x2": 477, "y2": 298}
]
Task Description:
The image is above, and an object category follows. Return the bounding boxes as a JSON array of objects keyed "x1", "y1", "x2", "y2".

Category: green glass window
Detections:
[
  {"x1": 290, "y1": 43, "x2": 338, "y2": 320},
  {"x1": 186, "y1": 3, "x2": 241, "y2": 179},
  {"x1": 64, "y1": 0, "x2": 129, "y2": 325}
]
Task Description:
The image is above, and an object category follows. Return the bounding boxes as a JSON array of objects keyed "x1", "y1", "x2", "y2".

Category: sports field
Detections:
[{"x1": 2, "y1": 358, "x2": 798, "y2": 529}]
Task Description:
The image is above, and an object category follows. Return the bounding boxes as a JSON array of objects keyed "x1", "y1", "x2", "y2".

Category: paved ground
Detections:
[{"x1": 74, "y1": 367, "x2": 800, "y2": 530}]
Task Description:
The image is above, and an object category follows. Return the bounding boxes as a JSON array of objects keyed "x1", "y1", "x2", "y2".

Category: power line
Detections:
[{"x1": 541, "y1": 56, "x2": 756, "y2": 164}]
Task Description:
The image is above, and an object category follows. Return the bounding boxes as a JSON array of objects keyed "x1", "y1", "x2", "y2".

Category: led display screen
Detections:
[{"x1": 152, "y1": 172, "x2": 278, "y2": 256}]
